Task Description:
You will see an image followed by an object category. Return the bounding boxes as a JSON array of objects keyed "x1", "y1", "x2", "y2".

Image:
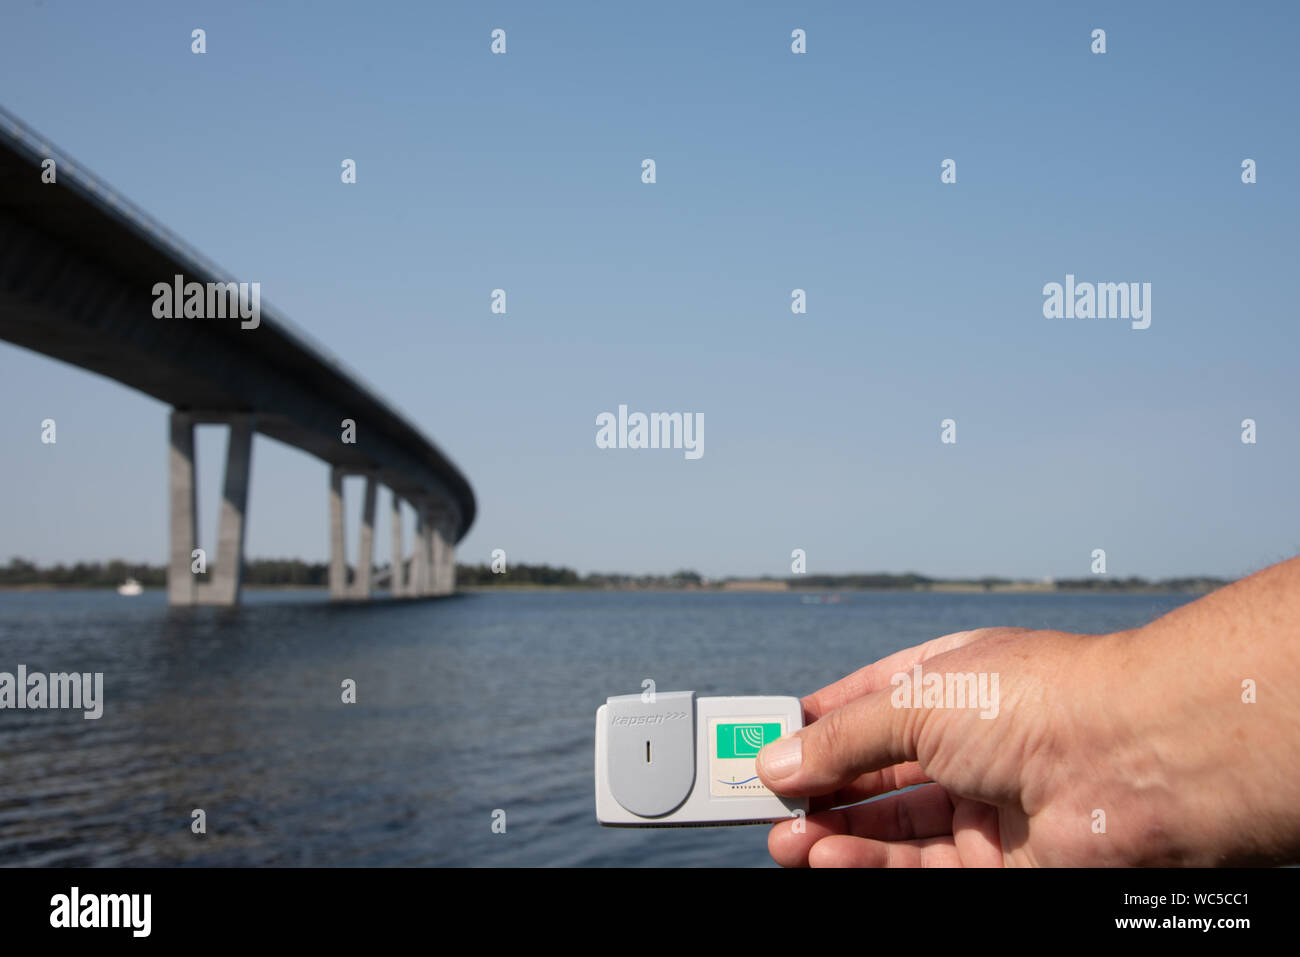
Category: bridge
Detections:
[{"x1": 0, "y1": 106, "x2": 475, "y2": 605}]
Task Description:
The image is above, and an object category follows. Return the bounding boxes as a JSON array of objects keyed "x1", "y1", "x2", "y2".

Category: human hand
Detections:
[{"x1": 757, "y1": 613, "x2": 1300, "y2": 867}]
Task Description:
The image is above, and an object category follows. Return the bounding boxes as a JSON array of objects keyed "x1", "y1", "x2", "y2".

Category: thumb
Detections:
[{"x1": 756, "y1": 687, "x2": 919, "y2": 797}]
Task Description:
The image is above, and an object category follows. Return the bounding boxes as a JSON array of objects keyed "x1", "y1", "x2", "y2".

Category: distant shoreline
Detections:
[
  {"x1": 0, "y1": 558, "x2": 1232, "y2": 596},
  {"x1": 0, "y1": 582, "x2": 1224, "y2": 596},
  {"x1": 468, "y1": 583, "x2": 1223, "y2": 595}
]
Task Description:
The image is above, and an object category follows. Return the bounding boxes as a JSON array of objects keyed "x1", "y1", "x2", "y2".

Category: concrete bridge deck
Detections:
[{"x1": 0, "y1": 105, "x2": 475, "y2": 604}]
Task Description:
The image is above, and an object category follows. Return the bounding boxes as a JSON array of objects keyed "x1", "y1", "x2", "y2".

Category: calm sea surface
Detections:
[{"x1": 0, "y1": 588, "x2": 1195, "y2": 867}]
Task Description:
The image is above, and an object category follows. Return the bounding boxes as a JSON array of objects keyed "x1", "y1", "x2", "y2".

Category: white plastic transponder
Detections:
[{"x1": 595, "y1": 691, "x2": 807, "y2": 826}]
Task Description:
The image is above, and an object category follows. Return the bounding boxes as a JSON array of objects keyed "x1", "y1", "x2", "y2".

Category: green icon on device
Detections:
[{"x1": 716, "y1": 722, "x2": 781, "y2": 759}]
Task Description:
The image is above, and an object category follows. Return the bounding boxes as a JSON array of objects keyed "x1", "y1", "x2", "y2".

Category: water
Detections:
[{"x1": 0, "y1": 588, "x2": 1196, "y2": 867}]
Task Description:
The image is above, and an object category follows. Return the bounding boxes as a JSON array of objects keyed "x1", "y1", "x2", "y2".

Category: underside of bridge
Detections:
[{"x1": 0, "y1": 108, "x2": 475, "y2": 605}]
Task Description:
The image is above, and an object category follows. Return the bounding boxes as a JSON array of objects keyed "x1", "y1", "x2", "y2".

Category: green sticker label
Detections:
[{"x1": 716, "y1": 722, "x2": 782, "y2": 759}]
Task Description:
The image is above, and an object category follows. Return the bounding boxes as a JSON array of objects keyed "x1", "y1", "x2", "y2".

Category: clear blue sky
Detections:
[{"x1": 1, "y1": 1, "x2": 1297, "y2": 580}]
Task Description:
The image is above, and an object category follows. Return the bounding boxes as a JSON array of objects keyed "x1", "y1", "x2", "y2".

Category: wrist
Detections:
[{"x1": 1084, "y1": 623, "x2": 1300, "y2": 864}]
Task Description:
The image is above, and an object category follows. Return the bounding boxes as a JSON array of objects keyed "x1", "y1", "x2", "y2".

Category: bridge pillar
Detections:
[
  {"x1": 441, "y1": 515, "x2": 456, "y2": 595},
  {"x1": 328, "y1": 468, "x2": 379, "y2": 600},
  {"x1": 167, "y1": 412, "x2": 198, "y2": 605},
  {"x1": 329, "y1": 484, "x2": 451, "y2": 601},
  {"x1": 427, "y1": 506, "x2": 456, "y2": 596},
  {"x1": 413, "y1": 501, "x2": 431, "y2": 596},
  {"x1": 168, "y1": 411, "x2": 254, "y2": 606},
  {"x1": 354, "y1": 474, "x2": 377, "y2": 598},
  {"x1": 427, "y1": 504, "x2": 441, "y2": 595},
  {"x1": 205, "y1": 415, "x2": 254, "y2": 605},
  {"x1": 328, "y1": 467, "x2": 348, "y2": 599},
  {"x1": 390, "y1": 492, "x2": 406, "y2": 597}
]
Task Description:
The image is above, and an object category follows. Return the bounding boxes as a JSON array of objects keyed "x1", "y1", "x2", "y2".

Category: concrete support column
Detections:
[
  {"x1": 204, "y1": 415, "x2": 254, "y2": 605},
  {"x1": 169, "y1": 411, "x2": 254, "y2": 606},
  {"x1": 328, "y1": 466, "x2": 348, "y2": 599},
  {"x1": 167, "y1": 411, "x2": 197, "y2": 605},
  {"x1": 412, "y1": 502, "x2": 429, "y2": 597},
  {"x1": 423, "y1": 507, "x2": 437, "y2": 595},
  {"x1": 390, "y1": 492, "x2": 406, "y2": 597},
  {"x1": 430, "y1": 518, "x2": 443, "y2": 595},
  {"x1": 441, "y1": 516, "x2": 456, "y2": 595},
  {"x1": 353, "y1": 474, "x2": 377, "y2": 598},
  {"x1": 427, "y1": 507, "x2": 455, "y2": 596}
]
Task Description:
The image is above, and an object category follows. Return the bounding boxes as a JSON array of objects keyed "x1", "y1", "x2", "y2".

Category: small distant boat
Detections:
[
  {"x1": 117, "y1": 578, "x2": 143, "y2": 596},
  {"x1": 800, "y1": 593, "x2": 844, "y2": 604}
]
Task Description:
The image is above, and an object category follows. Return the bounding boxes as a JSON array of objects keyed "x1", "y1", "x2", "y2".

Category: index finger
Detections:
[{"x1": 802, "y1": 629, "x2": 988, "y2": 722}]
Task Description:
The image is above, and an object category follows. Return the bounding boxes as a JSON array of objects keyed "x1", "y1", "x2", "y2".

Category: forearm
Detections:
[{"x1": 1093, "y1": 556, "x2": 1300, "y2": 863}]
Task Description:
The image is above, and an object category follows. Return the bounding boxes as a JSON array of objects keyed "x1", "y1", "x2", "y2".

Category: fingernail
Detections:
[{"x1": 759, "y1": 734, "x2": 802, "y2": 779}]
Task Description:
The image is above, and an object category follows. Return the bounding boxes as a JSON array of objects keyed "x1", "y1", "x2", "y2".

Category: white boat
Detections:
[{"x1": 117, "y1": 578, "x2": 143, "y2": 596}]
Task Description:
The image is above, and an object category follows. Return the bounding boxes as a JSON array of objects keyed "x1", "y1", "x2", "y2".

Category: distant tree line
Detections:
[
  {"x1": 0, "y1": 557, "x2": 1230, "y2": 593},
  {"x1": 244, "y1": 559, "x2": 331, "y2": 586},
  {"x1": 457, "y1": 563, "x2": 582, "y2": 587},
  {"x1": 0, "y1": 557, "x2": 334, "y2": 588},
  {"x1": 0, "y1": 557, "x2": 168, "y2": 588},
  {"x1": 1049, "y1": 576, "x2": 1228, "y2": 593},
  {"x1": 796, "y1": 573, "x2": 935, "y2": 589}
]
